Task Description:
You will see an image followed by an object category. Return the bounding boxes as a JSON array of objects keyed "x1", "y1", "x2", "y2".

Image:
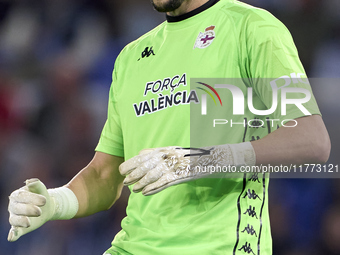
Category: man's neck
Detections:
[{"x1": 167, "y1": 0, "x2": 210, "y2": 16}]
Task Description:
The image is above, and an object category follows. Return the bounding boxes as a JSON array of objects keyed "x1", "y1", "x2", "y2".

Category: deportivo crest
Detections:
[{"x1": 194, "y1": 26, "x2": 216, "y2": 49}]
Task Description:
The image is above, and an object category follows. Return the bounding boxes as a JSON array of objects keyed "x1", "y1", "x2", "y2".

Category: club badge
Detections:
[{"x1": 194, "y1": 25, "x2": 216, "y2": 49}]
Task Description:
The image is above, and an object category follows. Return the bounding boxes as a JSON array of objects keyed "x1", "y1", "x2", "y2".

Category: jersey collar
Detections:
[{"x1": 166, "y1": 0, "x2": 220, "y2": 23}]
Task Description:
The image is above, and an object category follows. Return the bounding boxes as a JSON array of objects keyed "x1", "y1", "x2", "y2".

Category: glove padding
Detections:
[
  {"x1": 120, "y1": 147, "x2": 196, "y2": 195},
  {"x1": 120, "y1": 146, "x2": 231, "y2": 195},
  {"x1": 119, "y1": 143, "x2": 256, "y2": 196},
  {"x1": 8, "y1": 178, "x2": 55, "y2": 242}
]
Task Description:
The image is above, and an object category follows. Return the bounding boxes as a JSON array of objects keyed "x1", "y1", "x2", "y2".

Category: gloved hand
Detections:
[
  {"x1": 119, "y1": 142, "x2": 256, "y2": 196},
  {"x1": 8, "y1": 178, "x2": 78, "y2": 242}
]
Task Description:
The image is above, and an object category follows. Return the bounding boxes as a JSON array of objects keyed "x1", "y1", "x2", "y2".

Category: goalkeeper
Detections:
[{"x1": 8, "y1": 0, "x2": 331, "y2": 254}]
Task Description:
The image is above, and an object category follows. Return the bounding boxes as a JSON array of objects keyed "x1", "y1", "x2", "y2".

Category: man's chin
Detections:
[{"x1": 151, "y1": 0, "x2": 184, "y2": 13}]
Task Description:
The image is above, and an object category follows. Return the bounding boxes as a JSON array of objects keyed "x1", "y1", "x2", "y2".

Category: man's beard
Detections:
[{"x1": 151, "y1": 0, "x2": 185, "y2": 12}]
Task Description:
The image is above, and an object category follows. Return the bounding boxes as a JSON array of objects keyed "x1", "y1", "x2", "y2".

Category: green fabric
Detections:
[{"x1": 96, "y1": 0, "x2": 320, "y2": 254}]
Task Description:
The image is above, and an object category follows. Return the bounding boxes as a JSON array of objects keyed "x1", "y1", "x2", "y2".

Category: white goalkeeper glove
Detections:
[
  {"x1": 119, "y1": 142, "x2": 256, "y2": 196},
  {"x1": 8, "y1": 178, "x2": 79, "y2": 242}
]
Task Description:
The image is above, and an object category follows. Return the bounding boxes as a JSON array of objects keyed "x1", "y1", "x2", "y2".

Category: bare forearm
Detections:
[
  {"x1": 65, "y1": 152, "x2": 124, "y2": 218},
  {"x1": 251, "y1": 115, "x2": 331, "y2": 166}
]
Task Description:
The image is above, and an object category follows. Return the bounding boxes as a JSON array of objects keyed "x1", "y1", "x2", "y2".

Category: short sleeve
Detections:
[
  {"x1": 95, "y1": 65, "x2": 124, "y2": 157},
  {"x1": 240, "y1": 9, "x2": 321, "y2": 121}
]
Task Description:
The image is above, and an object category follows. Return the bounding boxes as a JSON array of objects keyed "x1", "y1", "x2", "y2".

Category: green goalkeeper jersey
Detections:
[{"x1": 96, "y1": 0, "x2": 320, "y2": 254}]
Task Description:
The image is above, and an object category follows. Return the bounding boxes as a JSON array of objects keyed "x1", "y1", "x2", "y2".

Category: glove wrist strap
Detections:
[
  {"x1": 48, "y1": 187, "x2": 79, "y2": 220},
  {"x1": 229, "y1": 142, "x2": 256, "y2": 167}
]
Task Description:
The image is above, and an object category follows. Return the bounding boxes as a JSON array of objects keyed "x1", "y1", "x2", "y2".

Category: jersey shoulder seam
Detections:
[{"x1": 121, "y1": 22, "x2": 166, "y2": 54}]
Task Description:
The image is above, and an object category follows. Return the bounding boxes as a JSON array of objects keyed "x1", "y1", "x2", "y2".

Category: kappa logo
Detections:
[
  {"x1": 248, "y1": 173, "x2": 261, "y2": 183},
  {"x1": 138, "y1": 46, "x2": 155, "y2": 61},
  {"x1": 238, "y1": 242, "x2": 255, "y2": 255},
  {"x1": 243, "y1": 205, "x2": 258, "y2": 219},
  {"x1": 243, "y1": 189, "x2": 262, "y2": 200},
  {"x1": 194, "y1": 25, "x2": 216, "y2": 49},
  {"x1": 242, "y1": 224, "x2": 258, "y2": 237}
]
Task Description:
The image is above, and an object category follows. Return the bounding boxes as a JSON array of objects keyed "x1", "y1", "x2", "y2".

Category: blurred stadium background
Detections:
[{"x1": 0, "y1": 0, "x2": 339, "y2": 254}]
